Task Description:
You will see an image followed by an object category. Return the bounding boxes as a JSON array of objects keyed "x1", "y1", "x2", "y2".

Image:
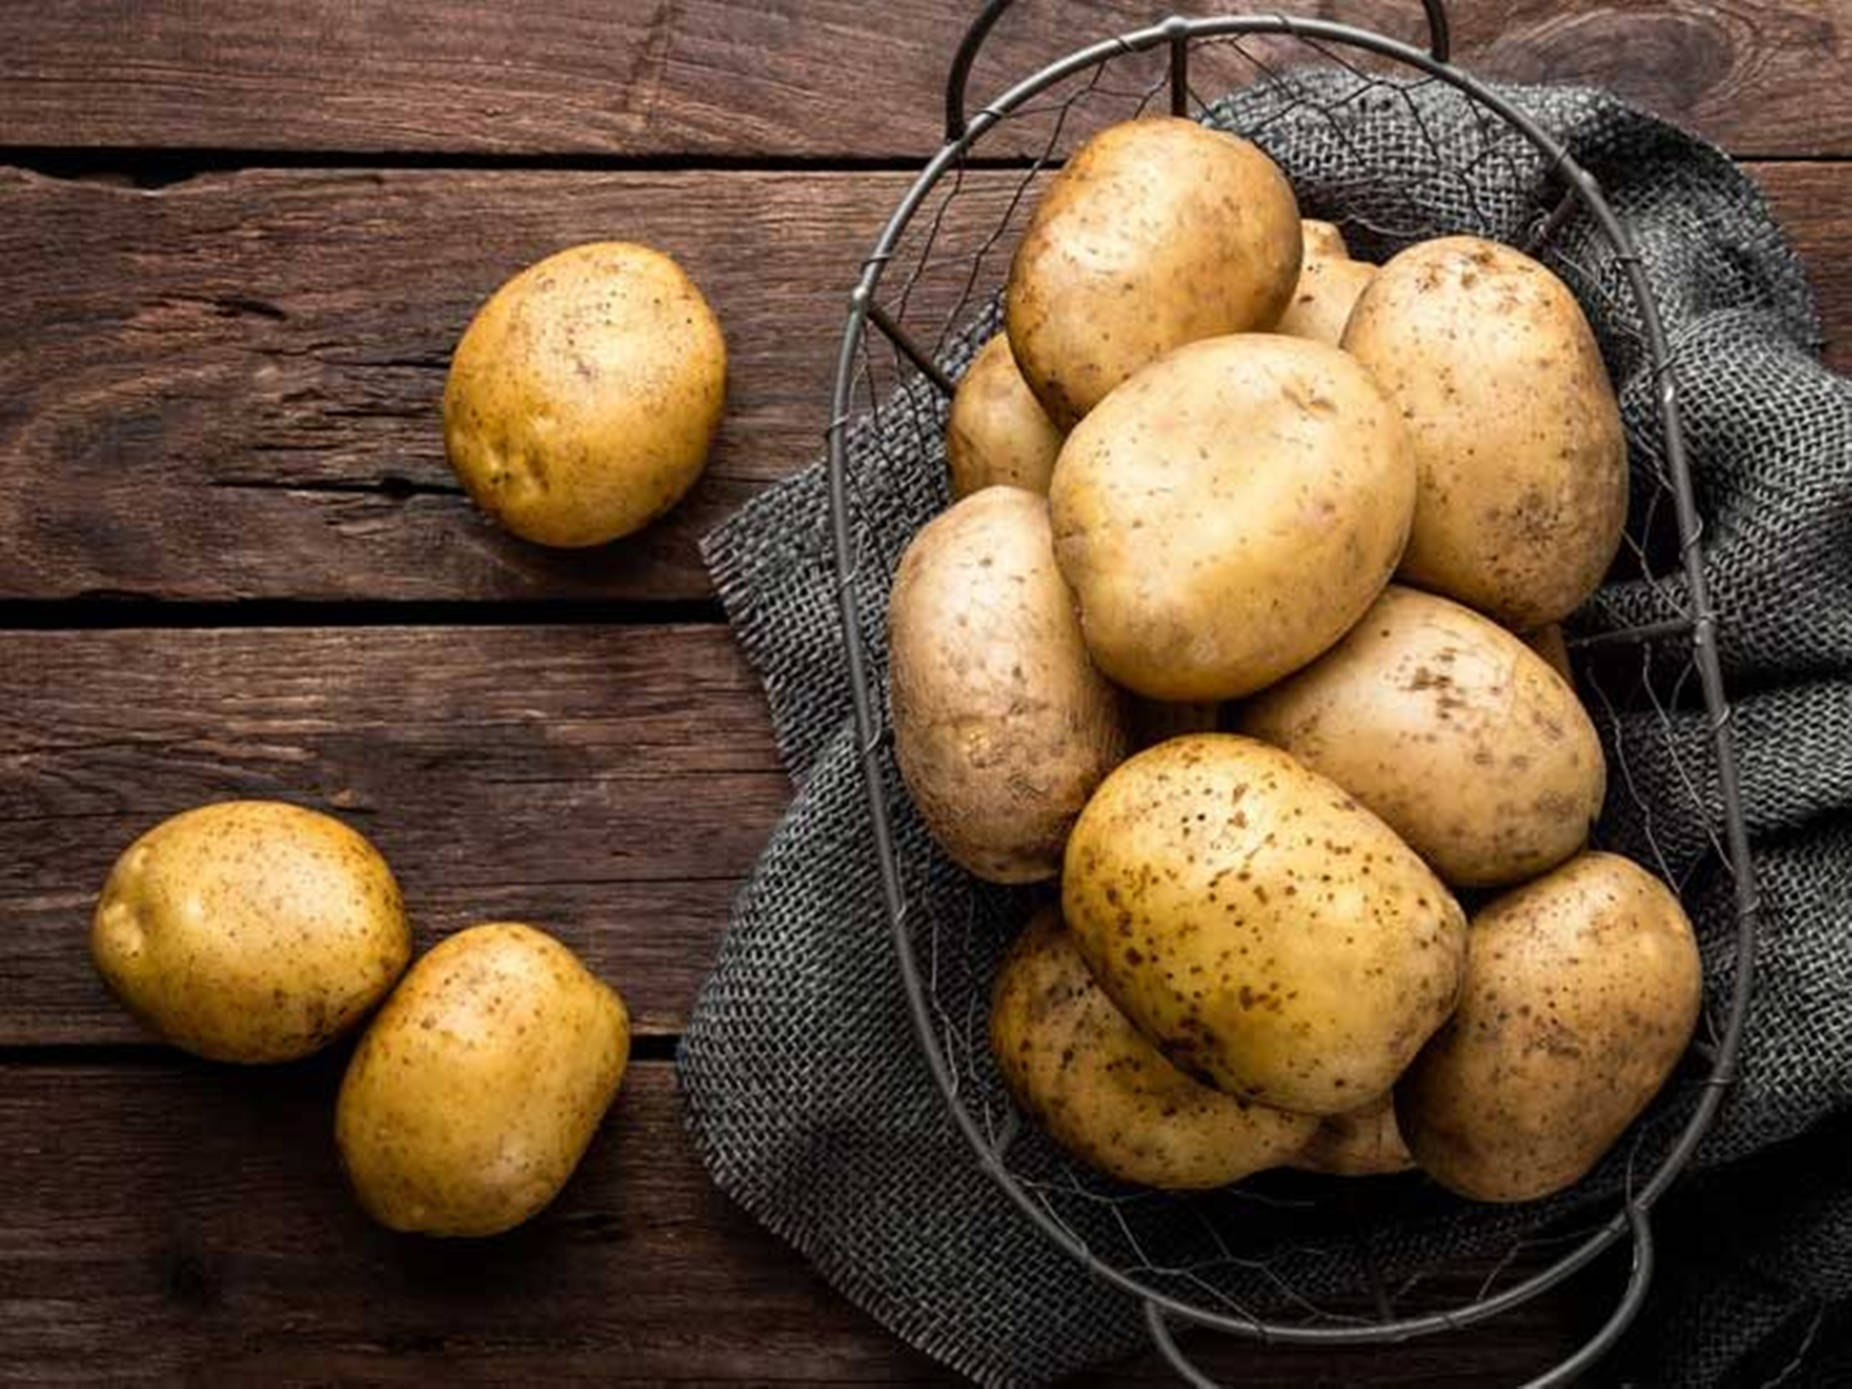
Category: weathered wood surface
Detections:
[
  {"x1": 0, "y1": 163, "x2": 1843, "y2": 605},
  {"x1": 0, "y1": 1058, "x2": 1598, "y2": 1384},
  {"x1": 0, "y1": 625, "x2": 781, "y2": 1045},
  {"x1": 0, "y1": 1, "x2": 1842, "y2": 158}
]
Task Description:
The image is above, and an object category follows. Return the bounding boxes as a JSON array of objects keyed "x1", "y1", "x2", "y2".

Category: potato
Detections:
[
  {"x1": 1342, "y1": 235, "x2": 1627, "y2": 628},
  {"x1": 1063, "y1": 734, "x2": 1466, "y2": 1115},
  {"x1": 1396, "y1": 852, "x2": 1701, "y2": 1203},
  {"x1": 1239, "y1": 586, "x2": 1606, "y2": 887},
  {"x1": 1291, "y1": 1093, "x2": 1414, "y2": 1176},
  {"x1": 889, "y1": 487, "x2": 1128, "y2": 882},
  {"x1": 91, "y1": 801, "x2": 409, "y2": 1063},
  {"x1": 444, "y1": 241, "x2": 726, "y2": 548},
  {"x1": 1278, "y1": 257, "x2": 1377, "y2": 346},
  {"x1": 1301, "y1": 219, "x2": 1349, "y2": 261},
  {"x1": 991, "y1": 907, "x2": 1316, "y2": 1189},
  {"x1": 1049, "y1": 334, "x2": 1416, "y2": 701},
  {"x1": 1007, "y1": 117, "x2": 1300, "y2": 427},
  {"x1": 337, "y1": 923, "x2": 630, "y2": 1237},
  {"x1": 1525, "y1": 622, "x2": 1575, "y2": 685},
  {"x1": 946, "y1": 333, "x2": 1065, "y2": 498}
]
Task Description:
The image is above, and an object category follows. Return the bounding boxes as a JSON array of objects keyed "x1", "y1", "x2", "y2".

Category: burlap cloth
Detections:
[{"x1": 681, "y1": 72, "x2": 1852, "y2": 1386}]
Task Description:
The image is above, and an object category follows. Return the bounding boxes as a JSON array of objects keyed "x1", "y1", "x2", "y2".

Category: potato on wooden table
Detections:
[
  {"x1": 1049, "y1": 333, "x2": 1415, "y2": 701},
  {"x1": 1396, "y1": 852, "x2": 1702, "y2": 1203},
  {"x1": 946, "y1": 332, "x2": 1065, "y2": 498},
  {"x1": 1007, "y1": 116, "x2": 1301, "y2": 428},
  {"x1": 991, "y1": 906, "x2": 1316, "y2": 1189},
  {"x1": 1240, "y1": 585, "x2": 1606, "y2": 888},
  {"x1": 91, "y1": 800, "x2": 410, "y2": 1063},
  {"x1": 1342, "y1": 235, "x2": 1627, "y2": 629},
  {"x1": 337, "y1": 922, "x2": 631, "y2": 1237},
  {"x1": 1062, "y1": 734, "x2": 1466, "y2": 1116},
  {"x1": 444, "y1": 241, "x2": 726, "y2": 548},
  {"x1": 888, "y1": 486, "x2": 1128, "y2": 883}
]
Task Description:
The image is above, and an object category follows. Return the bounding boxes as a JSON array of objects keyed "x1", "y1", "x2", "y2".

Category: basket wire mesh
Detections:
[{"x1": 821, "y1": 5, "x2": 1762, "y2": 1382}]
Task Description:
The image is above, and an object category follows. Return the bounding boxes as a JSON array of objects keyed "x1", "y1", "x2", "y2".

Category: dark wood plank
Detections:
[
  {"x1": 0, "y1": 1, "x2": 1842, "y2": 158},
  {"x1": 0, "y1": 162, "x2": 1842, "y2": 605},
  {"x1": 0, "y1": 625, "x2": 782, "y2": 1045},
  {"x1": 0, "y1": 1057, "x2": 1595, "y2": 1384}
]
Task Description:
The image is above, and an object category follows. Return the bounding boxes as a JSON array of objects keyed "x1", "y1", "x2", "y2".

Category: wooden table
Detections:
[{"x1": 1, "y1": 3, "x2": 1844, "y2": 1383}]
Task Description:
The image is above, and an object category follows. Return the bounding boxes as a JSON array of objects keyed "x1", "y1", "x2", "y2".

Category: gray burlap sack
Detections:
[{"x1": 681, "y1": 70, "x2": 1852, "y2": 1386}]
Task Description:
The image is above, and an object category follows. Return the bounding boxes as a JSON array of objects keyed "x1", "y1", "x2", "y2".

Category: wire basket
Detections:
[{"x1": 822, "y1": 3, "x2": 1762, "y2": 1382}]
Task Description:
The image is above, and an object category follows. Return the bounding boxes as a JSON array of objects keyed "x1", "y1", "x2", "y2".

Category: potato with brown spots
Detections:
[
  {"x1": 1049, "y1": 334, "x2": 1416, "y2": 701},
  {"x1": 1239, "y1": 586, "x2": 1606, "y2": 888},
  {"x1": 1300, "y1": 219, "x2": 1349, "y2": 260},
  {"x1": 1062, "y1": 734, "x2": 1466, "y2": 1115},
  {"x1": 90, "y1": 801, "x2": 410, "y2": 1063},
  {"x1": 1006, "y1": 117, "x2": 1301, "y2": 428},
  {"x1": 889, "y1": 487, "x2": 1128, "y2": 883},
  {"x1": 337, "y1": 923, "x2": 630, "y2": 1236},
  {"x1": 946, "y1": 333, "x2": 1065, "y2": 498},
  {"x1": 991, "y1": 907, "x2": 1316, "y2": 1189},
  {"x1": 1524, "y1": 622, "x2": 1576, "y2": 685},
  {"x1": 444, "y1": 241, "x2": 727, "y2": 548},
  {"x1": 1342, "y1": 235, "x2": 1627, "y2": 628},
  {"x1": 1277, "y1": 226, "x2": 1376, "y2": 346},
  {"x1": 1291, "y1": 1093, "x2": 1414, "y2": 1176},
  {"x1": 1397, "y1": 852, "x2": 1700, "y2": 1203}
]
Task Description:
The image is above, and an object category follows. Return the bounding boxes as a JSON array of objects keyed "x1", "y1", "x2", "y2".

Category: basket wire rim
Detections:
[{"x1": 823, "y1": 7, "x2": 1762, "y2": 1365}]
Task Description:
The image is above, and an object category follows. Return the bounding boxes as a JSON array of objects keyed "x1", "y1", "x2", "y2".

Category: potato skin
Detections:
[
  {"x1": 1291, "y1": 1093, "x2": 1414, "y2": 1176},
  {"x1": 1007, "y1": 117, "x2": 1301, "y2": 427},
  {"x1": 1396, "y1": 852, "x2": 1701, "y2": 1203},
  {"x1": 1239, "y1": 586, "x2": 1606, "y2": 888},
  {"x1": 947, "y1": 334, "x2": 1065, "y2": 498},
  {"x1": 1277, "y1": 256, "x2": 1377, "y2": 346},
  {"x1": 1049, "y1": 333, "x2": 1416, "y2": 701},
  {"x1": 1524, "y1": 622, "x2": 1575, "y2": 685},
  {"x1": 991, "y1": 907, "x2": 1316, "y2": 1188},
  {"x1": 1342, "y1": 236, "x2": 1627, "y2": 629},
  {"x1": 337, "y1": 923, "x2": 630, "y2": 1237},
  {"x1": 90, "y1": 801, "x2": 410, "y2": 1063},
  {"x1": 889, "y1": 487, "x2": 1128, "y2": 883},
  {"x1": 444, "y1": 241, "x2": 727, "y2": 548},
  {"x1": 1300, "y1": 219, "x2": 1349, "y2": 261},
  {"x1": 1062, "y1": 734, "x2": 1466, "y2": 1115}
]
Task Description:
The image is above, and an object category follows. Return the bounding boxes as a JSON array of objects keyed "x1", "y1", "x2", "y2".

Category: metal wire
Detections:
[{"x1": 828, "y1": 4, "x2": 1761, "y2": 1383}]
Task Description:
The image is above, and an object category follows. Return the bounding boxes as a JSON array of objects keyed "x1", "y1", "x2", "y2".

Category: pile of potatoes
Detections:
[
  {"x1": 892, "y1": 116, "x2": 1701, "y2": 1203},
  {"x1": 91, "y1": 800, "x2": 631, "y2": 1236}
]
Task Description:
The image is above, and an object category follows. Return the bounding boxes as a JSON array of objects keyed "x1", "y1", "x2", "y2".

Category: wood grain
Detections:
[
  {"x1": 0, "y1": 624, "x2": 782, "y2": 1045},
  {"x1": 0, "y1": 1, "x2": 1841, "y2": 158},
  {"x1": 0, "y1": 162, "x2": 1843, "y2": 605},
  {"x1": 0, "y1": 1058, "x2": 1600, "y2": 1384}
]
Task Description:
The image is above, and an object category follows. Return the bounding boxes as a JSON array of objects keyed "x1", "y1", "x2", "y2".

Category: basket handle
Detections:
[
  {"x1": 1141, "y1": 1202, "x2": 1657, "y2": 1387},
  {"x1": 945, "y1": 0, "x2": 1454, "y2": 141}
]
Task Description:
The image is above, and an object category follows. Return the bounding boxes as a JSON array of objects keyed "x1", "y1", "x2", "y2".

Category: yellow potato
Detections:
[
  {"x1": 889, "y1": 487, "x2": 1128, "y2": 882},
  {"x1": 1301, "y1": 219, "x2": 1350, "y2": 261},
  {"x1": 1524, "y1": 622, "x2": 1576, "y2": 685},
  {"x1": 1063, "y1": 734, "x2": 1466, "y2": 1115},
  {"x1": 1342, "y1": 235, "x2": 1627, "y2": 628},
  {"x1": 91, "y1": 801, "x2": 409, "y2": 1063},
  {"x1": 1007, "y1": 117, "x2": 1300, "y2": 427},
  {"x1": 444, "y1": 241, "x2": 727, "y2": 548},
  {"x1": 337, "y1": 923, "x2": 630, "y2": 1237},
  {"x1": 1291, "y1": 1093, "x2": 1414, "y2": 1176},
  {"x1": 1240, "y1": 586, "x2": 1607, "y2": 887},
  {"x1": 991, "y1": 907, "x2": 1316, "y2": 1189},
  {"x1": 1397, "y1": 852, "x2": 1701, "y2": 1202},
  {"x1": 946, "y1": 333, "x2": 1065, "y2": 498},
  {"x1": 1049, "y1": 334, "x2": 1415, "y2": 701},
  {"x1": 1278, "y1": 257, "x2": 1377, "y2": 346}
]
